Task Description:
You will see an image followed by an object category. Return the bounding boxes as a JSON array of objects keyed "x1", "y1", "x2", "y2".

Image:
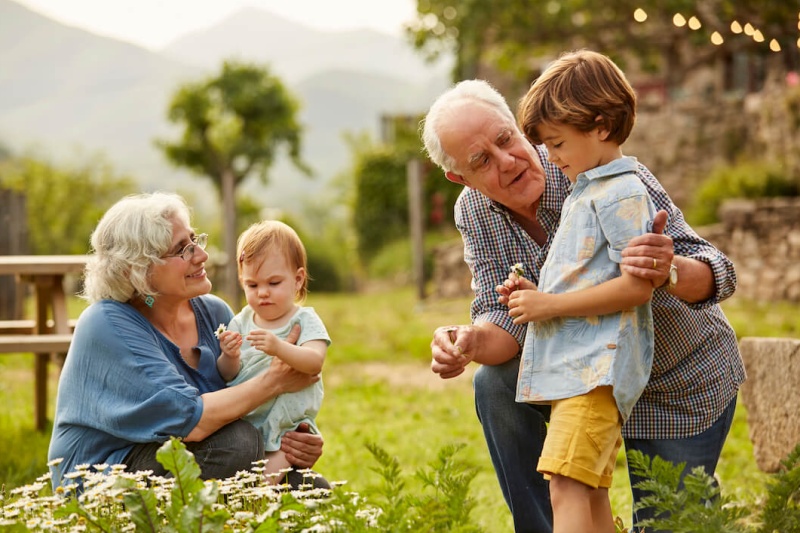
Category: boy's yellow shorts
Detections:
[{"x1": 537, "y1": 385, "x2": 622, "y2": 488}]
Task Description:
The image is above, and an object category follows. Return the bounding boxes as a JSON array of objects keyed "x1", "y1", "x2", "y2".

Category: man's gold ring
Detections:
[{"x1": 653, "y1": 258, "x2": 658, "y2": 269}]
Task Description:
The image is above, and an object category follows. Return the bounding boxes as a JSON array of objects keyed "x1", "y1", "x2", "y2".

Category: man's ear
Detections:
[{"x1": 445, "y1": 171, "x2": 469, "y2": 186}]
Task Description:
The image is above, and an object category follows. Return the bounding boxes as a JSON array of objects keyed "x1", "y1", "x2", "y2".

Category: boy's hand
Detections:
[
  {"x1": 496, "y1": 273, "x2": 537, "y2": 306},
  {"x1": 508, "y1": 286, "x2": 552, "y2": 324}
]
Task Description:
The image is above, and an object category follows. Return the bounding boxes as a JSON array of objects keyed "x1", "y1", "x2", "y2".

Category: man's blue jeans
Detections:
[{"x1": 473, "y1": 358, "x2": 737, "y2": 533}]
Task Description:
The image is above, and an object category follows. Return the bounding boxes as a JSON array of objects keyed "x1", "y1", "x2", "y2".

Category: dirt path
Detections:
[{"x1": 326, "y1": 360, "x2": 477, "y2": 392}]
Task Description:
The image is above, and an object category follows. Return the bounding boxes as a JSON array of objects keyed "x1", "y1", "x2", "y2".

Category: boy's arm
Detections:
[{"x1": 508, "y1": 271, "x2": 652, "y2": 324}]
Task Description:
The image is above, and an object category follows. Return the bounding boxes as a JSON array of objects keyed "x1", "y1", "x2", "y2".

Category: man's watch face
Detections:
[{"x1": 669, "y1": 264, "x2": 678, "y2": 285}]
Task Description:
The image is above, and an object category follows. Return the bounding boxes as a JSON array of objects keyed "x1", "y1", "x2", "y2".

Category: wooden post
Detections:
[
  {"x1": 0, "y1": 189, "x2": 29, "y2": 319},
  {"x1": 407, "y1": 159, "x2": 425, "y2": 300},
  {"x1": 220, "y1": 168, "x2": 240, "y2": 307}
]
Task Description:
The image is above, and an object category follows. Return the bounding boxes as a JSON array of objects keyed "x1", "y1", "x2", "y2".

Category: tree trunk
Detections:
[{"x1": 221, "y1": 168, "x2": 239, "y2": 307}]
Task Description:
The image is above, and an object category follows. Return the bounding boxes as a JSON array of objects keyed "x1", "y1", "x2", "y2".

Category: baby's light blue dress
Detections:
[{"x1": 227, "y1": 306, "x2": 330, "y2": 451}]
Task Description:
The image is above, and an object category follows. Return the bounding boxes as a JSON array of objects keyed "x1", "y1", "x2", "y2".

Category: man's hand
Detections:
[
  {"x1": 281, "y1": 422, "x2": 323, "y2": 468},
  {"x1": 430, "y1": 325, "x2": 477, "y2": 379},
  {"x1": 621, "y1": 209, "x2": 673, "y2": 287}
]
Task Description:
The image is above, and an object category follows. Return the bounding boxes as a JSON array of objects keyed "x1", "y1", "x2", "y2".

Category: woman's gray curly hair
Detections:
[{"x1": 81, "y1": 192, "x2": 192, "y2": 304}]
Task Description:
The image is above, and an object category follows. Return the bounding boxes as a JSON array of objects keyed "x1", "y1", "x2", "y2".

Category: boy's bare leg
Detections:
[{"x1": 550, "y1": 475, "x2": 614, "y2": 533}]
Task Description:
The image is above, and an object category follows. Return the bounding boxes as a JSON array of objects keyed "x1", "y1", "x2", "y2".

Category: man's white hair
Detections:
[{"x1": 421, "y1": 79, "x2": 516, "y2": 173}]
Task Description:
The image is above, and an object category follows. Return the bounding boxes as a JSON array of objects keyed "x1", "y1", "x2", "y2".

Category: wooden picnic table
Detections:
[{"x1": 0, "y1": 255, "x2": 87, "y2": 430}]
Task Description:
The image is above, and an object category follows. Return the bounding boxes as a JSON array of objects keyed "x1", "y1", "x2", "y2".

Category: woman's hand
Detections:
[{"x1": 281, "y1": 422, "x2": 323, "y2": 468}]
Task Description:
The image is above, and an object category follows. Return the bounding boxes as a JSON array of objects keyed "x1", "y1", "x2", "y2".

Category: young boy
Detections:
[{"x1": 500, "y1": 49, "x2": 658, "y2": 533}]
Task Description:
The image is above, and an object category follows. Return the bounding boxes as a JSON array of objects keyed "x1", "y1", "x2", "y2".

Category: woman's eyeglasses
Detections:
[{"x1": 164, "y1": 233, "x2": 208, "y2": 261}]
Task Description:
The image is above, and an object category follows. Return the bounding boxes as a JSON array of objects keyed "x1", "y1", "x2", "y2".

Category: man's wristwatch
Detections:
[{"x1": 664, "y1": 263, "x2": 678, "y2": 291}]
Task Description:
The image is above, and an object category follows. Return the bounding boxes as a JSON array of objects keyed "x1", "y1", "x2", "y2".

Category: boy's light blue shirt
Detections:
[
  {"x1": 48, "y1": 294, "x2": 233, "y2": 486},
  {"x1": 516, "y1": 157, "x2": 657, "y2": 421}
]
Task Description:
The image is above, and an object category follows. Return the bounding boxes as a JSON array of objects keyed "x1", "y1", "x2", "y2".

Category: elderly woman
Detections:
[{"x1": 48, "y1": 192, "x2": 325, "y2": 488}]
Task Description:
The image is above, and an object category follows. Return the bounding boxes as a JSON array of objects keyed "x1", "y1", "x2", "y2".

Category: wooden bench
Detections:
[
  {"x1": 0, "y1": 333, "x2": 73, "y2": 431},
  {"x1": 0, "y1": 319, "x2": 78, "y2": 334}
]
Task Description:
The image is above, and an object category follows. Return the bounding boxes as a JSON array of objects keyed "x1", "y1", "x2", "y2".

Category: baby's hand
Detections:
[
  {"x1": 246, "y1": 329, "x2": 281, "y2": 355},
  {"x1": 218, "y1": 330, "x2": 243, "y2": 359}
]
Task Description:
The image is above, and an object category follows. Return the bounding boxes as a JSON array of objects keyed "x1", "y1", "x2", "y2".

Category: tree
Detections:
[
  {"x1": 156, "y1": 61, "x2": 310, "y2": 302},
  {"x1": 407, "y1": 0, "x2": 799, "y2": 94},
  {"x1": 0, "y1": 153, "x2": 137, "y2": 255}
]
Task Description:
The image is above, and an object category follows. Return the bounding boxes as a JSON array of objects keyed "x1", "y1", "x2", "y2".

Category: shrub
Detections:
[
  {"x1": 686, "y1": 160, "x2": 798, "y2": 226},
  {"x1": 627, "y1": 442, "x2": 800, "y2": 533}
]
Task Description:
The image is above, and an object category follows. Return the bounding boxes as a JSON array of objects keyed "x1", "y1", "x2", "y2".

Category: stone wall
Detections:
[
  {"x1": 698, "y1": 197, "x2": 800, "y2": 303},
  {"x1": 739, "y1": 337, "x2": 800, "y2": 473}
]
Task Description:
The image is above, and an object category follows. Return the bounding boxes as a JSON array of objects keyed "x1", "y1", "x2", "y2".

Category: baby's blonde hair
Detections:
[{"x1": 236, "y1": 220, "x2": 309, "y2": 302}]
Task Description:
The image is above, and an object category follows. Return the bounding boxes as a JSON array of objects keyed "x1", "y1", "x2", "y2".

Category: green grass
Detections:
[{"x1": 0, "y1": 288, "x2": 793, "y2": 532}]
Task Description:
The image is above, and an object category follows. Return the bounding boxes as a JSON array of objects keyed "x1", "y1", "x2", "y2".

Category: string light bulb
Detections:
[
  {"x1": 673, "y1": 13, "x2": 686, "y2": 27},
  {"x1": 769, "y1": 39, "x2": 781, "y2": 52},
  {"x1": 744, "y1": 22, "x2": 754, "y2": 35},
  {"x1": 688, "y1": 16, "x2": 701, "y2": 30},
  {"x1": 753, "y1": 29, "x2": 765, "y2": 42},
  {"x1": 633, "y1": 8, "x2": 647, "y2": 22},
  {"x1": 731, "y1": 20, "x2": 742, "y2": 33},
  {"x1": 711, "y1": 31, "x2": 724, "y2": 45}
]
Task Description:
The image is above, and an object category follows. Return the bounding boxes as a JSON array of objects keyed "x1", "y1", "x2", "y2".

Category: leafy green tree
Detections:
[
  {"x1": 408, "y1": 0, "x2": 799, "y2": 92},
  {"x1": 156, "y1": 60, "x2": 309, "y2": 302},
  {"x1": 0, "y1": 154, "x2": 136, "y2": 254},
  {"x1": 348, "y1": 127, "x2": 459, "y2": 266}
]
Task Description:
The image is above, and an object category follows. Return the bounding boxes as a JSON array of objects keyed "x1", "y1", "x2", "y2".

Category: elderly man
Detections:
[{"x1": 422, "y1": 79, "x2": 745, "y2": 533}]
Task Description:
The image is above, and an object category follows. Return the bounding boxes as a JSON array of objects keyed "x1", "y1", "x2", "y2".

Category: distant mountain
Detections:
[
  {"x1": 0, "y1": 1, "x2": 451, "y2": 214},
  {"x1": 162, "y1": 7, "x2": 450, "y2": 84},
  {"x1": 0, "y1": 0, "x2": 203, "y2": 189}
]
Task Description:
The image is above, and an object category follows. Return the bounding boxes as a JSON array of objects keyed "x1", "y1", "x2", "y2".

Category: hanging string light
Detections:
[{"x1": 634, "y1": 9, "x2": 788, "y2": 52}]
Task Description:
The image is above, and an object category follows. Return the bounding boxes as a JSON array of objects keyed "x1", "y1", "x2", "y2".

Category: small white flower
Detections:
[
  {"x1": 214, "y1": 323, "x2": 227, "y2": 339},
  {"x1": 510, "y1": 263, "x2": 525, "y2": 277}
]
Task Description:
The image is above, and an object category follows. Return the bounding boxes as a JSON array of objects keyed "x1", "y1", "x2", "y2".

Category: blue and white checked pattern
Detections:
[{"x1": 456, "y1": 145, "x2": 745, "y2": 439}]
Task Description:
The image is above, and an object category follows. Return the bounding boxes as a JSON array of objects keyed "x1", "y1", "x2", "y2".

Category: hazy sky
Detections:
[{"x1": 14, "y1": 0, "x2": 419, "y2": 50}]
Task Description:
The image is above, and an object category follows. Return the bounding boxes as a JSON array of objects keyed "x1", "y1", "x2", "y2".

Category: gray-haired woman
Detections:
[{"x1": 48, "y1": 192, "x2": 326, "y2": 488}]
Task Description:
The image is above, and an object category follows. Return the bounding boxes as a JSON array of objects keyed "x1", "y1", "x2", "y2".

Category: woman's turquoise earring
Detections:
[{"x1": 143, "y1": 295, "x2": 155, "y2": 308}]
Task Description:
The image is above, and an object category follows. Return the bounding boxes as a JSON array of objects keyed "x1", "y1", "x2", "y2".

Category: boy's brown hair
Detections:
[
  {"x1": 518, "y1": 49, "x2": 637, "y2": 146},
  {"x1": 236, "y1": 220, "x2": 309, "y2": 302}
]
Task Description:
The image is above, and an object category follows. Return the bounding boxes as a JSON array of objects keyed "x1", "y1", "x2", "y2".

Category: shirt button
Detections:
[{"x1": 606, "y1": 343, "x2": 617, "y2": 349}]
